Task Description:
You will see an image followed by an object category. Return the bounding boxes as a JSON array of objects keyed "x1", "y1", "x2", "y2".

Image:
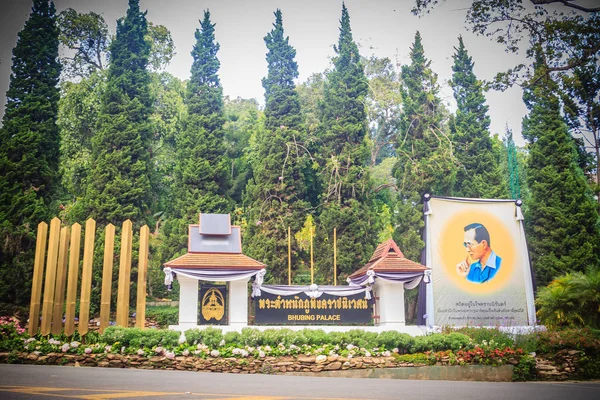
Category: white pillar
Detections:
[
  {"x1": 177, "y1": 275, "x2": 199, "y2": 328},
  {"x1": 373, "y1": 279, "x2": 405, "y2": 329},
  {"x1": 228, "y1": 278, "x2": 249, "y2": 328}
]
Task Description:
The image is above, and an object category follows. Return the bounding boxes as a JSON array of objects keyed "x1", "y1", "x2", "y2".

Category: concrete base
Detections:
[
  {"x1": 168, "y1": 324, "x2": 428, "y2": 336},
  {"x1": 291, "y1": 365, "x2": 515, "y2": 382}
]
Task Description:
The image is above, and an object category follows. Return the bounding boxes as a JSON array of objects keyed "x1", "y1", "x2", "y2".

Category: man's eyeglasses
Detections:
[{"x1": 463, "y1": 241, "x2": 480, "y2": 249}]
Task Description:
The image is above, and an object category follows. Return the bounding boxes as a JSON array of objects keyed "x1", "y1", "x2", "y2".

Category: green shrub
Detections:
[
  {"x1": 451, "y1": 327, "x2": 513, "y2": 348},
  {"x1": 100, "y1": 326, "x2": 180, "y2": 348},
  {"x1": 145, "y1": 306, "x2": 179, "y2": 328},
  {"x1": 0, "y1": 317, "x2": 27, "y2": 351},
  {"x1": 393, "y1": 353, "x2": 430, "y2": 365},
  {"x1": 301, "y1": 329, "x2": 329, "y2": 346},
  {"x1": 410, "y1": 332, "x2": 471, "y2": 353},
  {"x1": 375, "y1": 331, "x2": 414, "y2": 350},
  {"x1": 536, "y1": 270, "x2": 600, "y2": 329},
  {"x1": 578, "y1": 352, "x2": 600, "y2": 379},
  {"x1": 535, "y1": 328, "x2": 600, "y2": 354},
  {"x1": 513, "y1": 331, "x2": 538, "y2": 353},
  {"x1": 239, "y1": 328, "x2": 262, "y2": 346},
  {"x1": 184, "y1": 327, "x2": 223, "y2": 347},
  {"x1": 513, "y1": 354, "x2": 536, "y2": 381},
  {"x1": 223, "y1": 331, "x2": 241, "y2": 346}
]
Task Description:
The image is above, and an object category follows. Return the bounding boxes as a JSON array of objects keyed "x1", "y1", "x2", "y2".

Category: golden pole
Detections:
[
  {"x1": 288, "y1": 226, "x2": 291, "y2": 286},
  {"x1": 99, "y1": 224, "x2": 115, "y2": 334},
  {"x1": 28, "y1": 221, "x2": 48, "y2": 336},
  {"x1": 136, "y1": 225, "x2": 150, "y2": 329},
  {"x1": 79, "y1": 218, "x2": 96, "y2": 336},
  {"x1": 51, "y1": 226, "x2": 70, "y2": 336},
  {"x1": 310, "y1": 227, "x2": 314, "y2": 285},
  {"x1": 41, "y1": 217, "x2": 61, "y2": 336},
  {"x1": 116, "y1": 220, "x2": 133, "y2": 327},
  {"x1": 64, "y1": 223, "x2": 81, "y2": 337},
  {"x1": 333, "y1": 228, "x2": 337, "y2": 286}
]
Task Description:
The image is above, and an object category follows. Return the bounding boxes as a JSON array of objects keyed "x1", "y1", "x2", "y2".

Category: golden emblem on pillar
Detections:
[{"x1": 201, "y1": 288, "x2": 225, "y2": 321}]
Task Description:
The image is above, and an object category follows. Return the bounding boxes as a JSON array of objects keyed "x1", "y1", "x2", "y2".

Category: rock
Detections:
[
  {"x1": 311, "y1": 365, "x2": 323, "y2": 372},
  {"x1": 274, "y1": 361, "x2": 294, "y2": 366},
  {"x1": 315, "y1": 355, "x2": 328, "y2": 364},
  {"x1": 324, "y1": 361, "x2": 342, "y2": 371},
  {"x1": 297, "y1": 356, "x2": 316, "y2": 363}
]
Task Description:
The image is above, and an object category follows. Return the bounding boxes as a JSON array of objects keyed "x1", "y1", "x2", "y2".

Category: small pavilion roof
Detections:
[
  {"x1": 348, "y1": 239, "x2": 428, "y2": 279},
  {"x1": 164, "y1": 252, "x2": 265, "y2": 270}
]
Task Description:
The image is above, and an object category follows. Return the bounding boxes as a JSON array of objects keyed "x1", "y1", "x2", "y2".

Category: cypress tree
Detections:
[
  {"x1": 393, "y1": 31, "x2": 457, "y2": 260},
  {"x1": 162, "y1": 9, "x2": 231, "y2": 259},
  {"x1": 244, "y1": 9, "x2": 311, "y2": 283},
  {"x1": 523, "y1": 53, "x2": 600, "y2": 287},
  {"x1": 450, "y1": 36, "x2": 507, "y2": 199},
  {"x1": 0, "y1": 0, "x2": 61, "y2": 304},
  {"x1": 84, "y1": 0, "x2": 153, "y2": 227},
  {"x1": 315, "y1": 3, "x2": 376, "y2": 280}
]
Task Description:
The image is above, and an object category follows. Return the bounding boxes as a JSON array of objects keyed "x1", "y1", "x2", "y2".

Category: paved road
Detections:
[{"x1": 0, "y1": 364, "x2": 599, "y2": 400}]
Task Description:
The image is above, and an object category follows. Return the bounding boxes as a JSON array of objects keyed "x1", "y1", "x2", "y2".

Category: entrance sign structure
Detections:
[
  {"x1": 166, "y1": 214, "x2": 429, "y2": 334},
  {"x1": 422, "y1": 196, "x2": 536, "y2": 328},
  {"x1": 164, "y1": 214, "x2": 265, "y2": 329}
]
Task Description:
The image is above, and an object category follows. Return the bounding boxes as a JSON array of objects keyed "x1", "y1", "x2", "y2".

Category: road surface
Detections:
[{"x1": 0, "y1": 364, "x2": 599, "y2": 399}]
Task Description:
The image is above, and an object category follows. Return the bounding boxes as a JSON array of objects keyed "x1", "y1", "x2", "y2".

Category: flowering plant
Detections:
[{"x1": 0, "y1": 317, "x2": 27, "y2": 351}]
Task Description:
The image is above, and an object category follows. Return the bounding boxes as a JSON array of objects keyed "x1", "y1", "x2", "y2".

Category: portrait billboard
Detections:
[{"x1": 425, "y1": 197, "x2": 536, "y2": 327}]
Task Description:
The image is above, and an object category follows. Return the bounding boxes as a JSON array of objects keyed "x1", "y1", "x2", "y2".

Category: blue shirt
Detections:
[{"x1": 466, "y1": 251, "x2": 501, "y2": 283}]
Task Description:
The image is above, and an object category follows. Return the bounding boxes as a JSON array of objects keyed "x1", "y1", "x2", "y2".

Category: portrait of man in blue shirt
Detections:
[{"x1": 456, "y1": 223, "x2": 502, "y2": 283}]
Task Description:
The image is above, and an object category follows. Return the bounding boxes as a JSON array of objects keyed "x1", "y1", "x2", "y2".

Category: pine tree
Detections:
[
  {"x1": 393, "y1": 31, "x2": 457, "y2": 261},
  {"x1": 523, "y1": 51, "x2": 600, "y2": 287},
  {"x1": 315, "y1": 3, "x2": 376, "y2": 280},
  {"x1": 450, "y1": 36, "x2": 508, "y2": 199},
  {"x1": 84, "y1": 0, "x2": 153, "y2": 227},
  {"x1": 161, "y1": 9, "x2": 231, "y2": 259},
  {"x1": 244, "y1": 9, "x2": 311, "y2": 283},
  {"x1": 0, "y1": 0, "x2": 61, "y2": 305}
]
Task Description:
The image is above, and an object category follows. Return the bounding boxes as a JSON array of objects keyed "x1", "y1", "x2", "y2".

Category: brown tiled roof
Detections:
[
  {"x1": 164, "y1": 252, "x2": 265, "y2": 270},
  {"x1": 349, "y1": 239, "x2": 428, "y2": 279}
]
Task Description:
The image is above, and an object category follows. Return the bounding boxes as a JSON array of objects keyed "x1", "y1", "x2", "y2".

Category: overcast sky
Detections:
[{"x1": 0, "y1": 0, "x2": 530, "y2": 145}]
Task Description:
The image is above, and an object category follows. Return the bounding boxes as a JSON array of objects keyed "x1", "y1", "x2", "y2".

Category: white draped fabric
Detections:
[
  {"x1": 252, "y1": 282, "x2": 372, "y2": 299},
  {"x1": 171, "y1": 267, "x2": 264, "y2": 283}
]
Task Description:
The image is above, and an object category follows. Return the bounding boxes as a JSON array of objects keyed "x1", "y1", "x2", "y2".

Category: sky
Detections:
[{"x1": 0, "y1": 0, "x2": 530, "y2": 145}]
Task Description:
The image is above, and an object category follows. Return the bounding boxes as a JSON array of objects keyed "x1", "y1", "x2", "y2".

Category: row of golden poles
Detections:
[
  {"x1": 28, "y1": 217, "x2": 149, "y2": 337},
  {"x1": 286, "y1": 226, "x2": 337, "y2": 286}
]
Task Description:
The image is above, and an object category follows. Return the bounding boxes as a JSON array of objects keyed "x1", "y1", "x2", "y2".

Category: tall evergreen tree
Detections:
[
  {"x1": 162, "y1": 10, "x2": 231, "y2": 259},
  {"x1": 450, "y1": 36, "x2": 507, "y2": 199},
  {"x1": 0, "y1": 0, "x2": 61, "y2": 305},
  {"x1": 244, "y1": 9, "x2": 311, "y2": 283},
  {"x1": 84, "y1": 0, "x2": 153, "y2": 227},
  {"x1": 315, "y1": 3, "x2": 376, "y2": 280},
  {"x1": 393, "y1": 31, "x2": 457, "y2": 261},
  {"x1": 523, "y1": 50, "x2": 600, "y2": 287}
]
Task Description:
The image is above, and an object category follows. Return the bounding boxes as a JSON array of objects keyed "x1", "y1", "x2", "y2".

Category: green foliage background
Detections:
[{"x1": 0, "y1": 1, "x2": 599, "y2": 332}]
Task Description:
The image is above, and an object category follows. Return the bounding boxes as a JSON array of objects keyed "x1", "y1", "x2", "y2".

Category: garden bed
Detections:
[{"x1": 1, "y1": 317, "x2": 599, "y2": 382}]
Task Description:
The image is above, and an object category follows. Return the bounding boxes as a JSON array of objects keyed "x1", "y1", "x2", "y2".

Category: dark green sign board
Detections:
[
  {"x1": 198, "y1": 285, "x2": 228, "y2": 325},
  {"x1": 254, "y1": 292, "x2": 372, "y2": 325}
]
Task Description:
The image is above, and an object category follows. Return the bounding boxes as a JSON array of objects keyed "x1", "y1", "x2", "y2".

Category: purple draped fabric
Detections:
[{"x1": 171, "y1": 268, "x2": 262, "y2": 282}]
